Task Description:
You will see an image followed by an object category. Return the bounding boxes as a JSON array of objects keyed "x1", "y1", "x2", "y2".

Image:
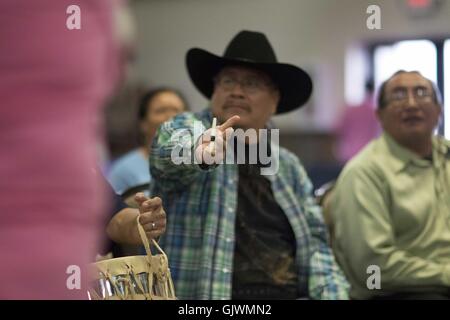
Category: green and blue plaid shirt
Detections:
[{"x1": 149, "y1": 109, "x2": 349, "y2": 300}]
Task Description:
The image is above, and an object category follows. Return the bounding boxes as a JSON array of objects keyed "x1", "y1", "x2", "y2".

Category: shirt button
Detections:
[
  {"x1": 225, "y1": 237, "x2": 232, "y2": 243},
  {"x1": 222, "y1": 268, "x2": 230, "y2": 273},
  {"x1": 227, "y1": 206, "x2": 233, "y2": 213}
]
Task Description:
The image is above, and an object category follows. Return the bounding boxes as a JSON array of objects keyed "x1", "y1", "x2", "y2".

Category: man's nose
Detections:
[
  {"x1": 230, "y1": 81, "x2": 246, "y2": 97},
  {"x1": 406, "y1": 92, "x2": 419, "y2": 109}
]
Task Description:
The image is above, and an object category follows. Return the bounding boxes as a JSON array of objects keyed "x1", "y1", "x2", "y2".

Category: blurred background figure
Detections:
[
  {"x1": 311, "y1": 81, "x2": 380, "y2": 204},
  {"x1": 0, "y1": 0, "x2": 130, "y2": 299},
  {"x1": 107, "y1": 88, "x2": 187, "y2": 196},
  {"x1": 334, "y1": 80, "x2": 381, "y2": 164}
]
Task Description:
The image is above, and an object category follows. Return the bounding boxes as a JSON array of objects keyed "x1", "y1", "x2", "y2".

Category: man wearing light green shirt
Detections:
[{"x1": 331, "y1": 70, "x2": 450, "y2": 299}]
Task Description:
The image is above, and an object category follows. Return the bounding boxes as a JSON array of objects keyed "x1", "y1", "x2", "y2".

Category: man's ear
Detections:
[
  {"x1": 375, "y1": 108, "x2": 387, "y2": 131},
  {"x1": 375, "y1": 108, "x2": 383, "y2": 121},
  {"x1": 433, "y1": 103, "x2": 442, "y2": 128},
  {"x1": 271, "y1": 105, "x2": 277, "y2": 115},
  {"x1": 435, "y1": 103, "x2": 442, "y2": 117}
]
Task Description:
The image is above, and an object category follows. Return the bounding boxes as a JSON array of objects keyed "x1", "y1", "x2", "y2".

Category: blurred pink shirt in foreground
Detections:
[{"x1": 0, "y1": 0, "x2": 121, "y2": 299}]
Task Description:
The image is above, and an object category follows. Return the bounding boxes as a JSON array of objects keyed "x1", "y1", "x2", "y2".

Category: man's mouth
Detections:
[
  {"x1": 223, "y1": 102, "x2": 250, "y2": 113},
  {"x1": 402, "y1": 115, "x2": 423, "y2": 125}
]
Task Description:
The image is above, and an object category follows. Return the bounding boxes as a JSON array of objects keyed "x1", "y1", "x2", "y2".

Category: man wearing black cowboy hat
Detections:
[{"x1": 149, "y1": 30, "x2": 349, "y2": 300}]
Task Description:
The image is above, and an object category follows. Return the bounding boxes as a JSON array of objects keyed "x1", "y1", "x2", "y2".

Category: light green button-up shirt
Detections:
[{"x1": 332, "y1": 132, "x2": 450, "y2": 299}]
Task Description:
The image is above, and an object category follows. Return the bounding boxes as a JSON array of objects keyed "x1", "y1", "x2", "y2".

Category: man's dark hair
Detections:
[
  {"x1": 377, "y1": 70, "x2": 442, "y2": 110},
  {"x1": 138, "y1": 87, "x2": 188, "y2": 121}
]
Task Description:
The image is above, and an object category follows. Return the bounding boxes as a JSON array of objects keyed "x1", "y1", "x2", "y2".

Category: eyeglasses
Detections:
[
  {"x1": 386, "y1": 86, "x2": 434, "y2": 105},
  {"x1": 214, "y1": 75, "x2": 273, "y2": 94}
]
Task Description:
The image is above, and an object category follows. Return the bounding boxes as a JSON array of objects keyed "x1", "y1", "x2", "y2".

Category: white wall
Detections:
[{"x1": 128, "y1": 0, "x2": 450, "y2": 131}]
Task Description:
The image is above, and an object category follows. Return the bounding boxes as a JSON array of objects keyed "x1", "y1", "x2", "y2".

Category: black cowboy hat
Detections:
[{"x1": 186, "y1": 30, "x2": 313, "y2": 114}]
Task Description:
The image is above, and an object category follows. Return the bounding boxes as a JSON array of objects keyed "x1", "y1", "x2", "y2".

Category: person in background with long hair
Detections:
[{"x1": 107, "y1": 88, "x2": 187, "y2": 196}]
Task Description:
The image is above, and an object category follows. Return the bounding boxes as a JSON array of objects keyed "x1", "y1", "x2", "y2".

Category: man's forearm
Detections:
[
  {"x1": 150, "y1": 122, "x2": 206, "y2": 192},
  {"x1": 106, "y1": 208, "x2": 141, "y2": 245}
]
